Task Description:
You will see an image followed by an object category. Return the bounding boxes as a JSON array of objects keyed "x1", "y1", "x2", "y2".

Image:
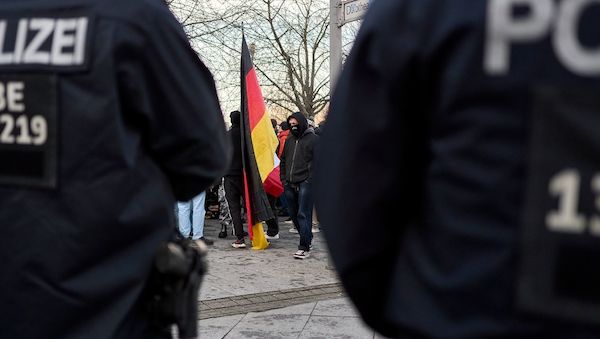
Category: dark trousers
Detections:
[
  {"x1": 265, "y1": 194, "x2": 279, "y2": 236},
  {"x1": 285, "y1": 181, "x2": 313, "y2": 251},
  {"x1": 224, "y1": 175, "x2": 245, "y2": 240},
  {"x1": 278, "y1": 193, "x2": 289, "y2": 216}
]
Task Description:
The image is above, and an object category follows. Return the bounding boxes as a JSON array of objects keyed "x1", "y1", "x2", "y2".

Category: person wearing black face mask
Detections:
[
  {"x1": 290, "y1": 125, "x2": 300, "y2": 136},
  {"x1": 279, "y1": 112, "x2": 319, "y2": 259}
]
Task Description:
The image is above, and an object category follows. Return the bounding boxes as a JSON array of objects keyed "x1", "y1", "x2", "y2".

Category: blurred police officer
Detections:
[
  {"x1": 0, "y1": 0, "x2": 229, "y2": 338},
  {"x1": 316, "y1": 0, "x2": 600, "y2": 338}
]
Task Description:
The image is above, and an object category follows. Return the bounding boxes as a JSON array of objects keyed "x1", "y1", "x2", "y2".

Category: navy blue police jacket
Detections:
[
  {"x1": 0, "y1": 0, "x2": 229, "y2": 338},
  {"x1": 317, "y1": 0, "x2": 600, "y2": 338}
]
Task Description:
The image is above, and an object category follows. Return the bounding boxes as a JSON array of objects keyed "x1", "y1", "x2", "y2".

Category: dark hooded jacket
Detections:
[
  {"x1": 0, "y1": 0, "x2": 230, "y2": 338},
  {"x1": 280, "y1": 112, "x2": 318, "y2": 185},
  {"x1": 315, "y1": 0, "x2": 600, "y2": 338},
  {"x1": 226, "y1": 111, "x2": 243, "y2": 176}
]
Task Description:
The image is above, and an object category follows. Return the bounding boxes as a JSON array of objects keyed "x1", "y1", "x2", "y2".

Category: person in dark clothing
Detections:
[
  {"x1": 217, "y1": 177, "x2": 232, "y2": 238},
  {"x1": 316, "y1": 121, "x2": 325, "y2": 136},
  {"x1": 277, "y1": 121, "x2": 290, "y2": 158},
  {"x1": 224, "y1": 111, "x2": 247, "y2": 248},
  {"x1": 280, "y1": 112, "x2": 318, "y2": 259},
  {"x1": 0, "y1": 0, "x2": 230, "y2": 338},
  {"x1": 308, "y1": 118, "x2": 321, "y2": 136},
  {"x1": 265, "y1": 118, "x2": 280, "y2": 239},
  {"x1": 316, "y1": 1, "x2": 600, "y2": 338},
  {"x1": 276, "y1": 121, "x2": 291, "y2": 219}
]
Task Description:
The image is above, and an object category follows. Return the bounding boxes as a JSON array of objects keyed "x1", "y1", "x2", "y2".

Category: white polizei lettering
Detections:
[
  {"x1": 0, "y1": 16, "x2": 88, "y2": 66},
  {"x1": 22, "y1": 18, "x2": 54, "y2": 64},
  {"x1": 7, "y1": 82, "x2": 24, "y2": 112},
  {"x1": 13, "y1": 19, "x2": 28, "y2": 63},
  {"x1": 554, "y1": 0, "x2": 600, "y2": 76},
  {"x1": 73, "y1": 17, "x2": 87, "y2": 64},
  {"x1": 51, "y1": 18, "x2": 77, "y2": 65},
  {"x1": 485, "y1": 0, "x2": 554, "y2": 75},
  {"x1": 0, "y1": 21, "x2": 13, "y2": 64}
]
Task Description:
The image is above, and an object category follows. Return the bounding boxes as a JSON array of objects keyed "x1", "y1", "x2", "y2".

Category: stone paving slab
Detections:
[
  {"x1": 198, "y1": 314, "x2": 245, "y2": 339},
  {"x1": 297, "y1": 316, "x2": 375, "y2": 339},
  {"x1": 311, "y1": 298, "x2": 360, "y2": 317},
  {"x1": 191, "y1": 298, "x2": 387, "y2": 339},
  {"x1": 199, "y1": 283, "x2": 344, "y2": 319},
  {"x1": 224, "y1": 313, "x2": 310, "y2": 339}
]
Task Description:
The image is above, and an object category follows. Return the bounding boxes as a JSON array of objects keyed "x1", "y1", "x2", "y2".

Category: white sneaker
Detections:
[
  {"x1": 265, "y1": 233, "x2": 280, "y2": 240},
  {"x1": 312, "y1": 227, "x2": 320, "y2": 233},
  {"x1": 231, "y1": 239, "x2": 246, "y2": 248},
  {"x1": 289, "y1": 228, "x2": 298, "y2": 233},
  {"x1": 294, "y1": 250, "x2": 310, "y2": 259}
]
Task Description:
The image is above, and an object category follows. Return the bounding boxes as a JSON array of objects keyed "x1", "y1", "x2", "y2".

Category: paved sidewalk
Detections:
[
  {"x1": 191, "y1": 217, "x2": 386, "y2": 339},
  {"x1": 198, "y1": 298, "x2": 387, "y2": 339},
  {"x1": 199, "y1": 217, "x2": 337, "y2": 301}
]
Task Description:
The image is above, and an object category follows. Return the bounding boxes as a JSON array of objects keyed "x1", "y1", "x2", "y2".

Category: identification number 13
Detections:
[{"x1": 546, "y1": 169, "x2": 600, "y2": 235}]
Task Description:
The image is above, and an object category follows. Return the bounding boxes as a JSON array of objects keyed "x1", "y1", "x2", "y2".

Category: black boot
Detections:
[{"x1": 218, "y1": 225, "x2": 227, "y2": 238}]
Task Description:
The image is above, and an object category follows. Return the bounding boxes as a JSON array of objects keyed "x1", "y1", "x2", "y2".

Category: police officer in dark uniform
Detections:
[
  {"x1": 0, "y1": 0, "x2": 229, "y2": 338},
  {"x1": 316, "y1": 0, "x2": 600, "y2": 338}
]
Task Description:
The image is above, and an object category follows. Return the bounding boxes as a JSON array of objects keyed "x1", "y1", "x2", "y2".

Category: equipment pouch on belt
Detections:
[{"x1": 144, "y1": 237, "x2": 208, "y2": 339}]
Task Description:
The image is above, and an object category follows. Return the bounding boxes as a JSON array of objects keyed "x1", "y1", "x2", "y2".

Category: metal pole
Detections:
[{"x1": 330, "y1": 0, "x2": 342, "y2": 97}]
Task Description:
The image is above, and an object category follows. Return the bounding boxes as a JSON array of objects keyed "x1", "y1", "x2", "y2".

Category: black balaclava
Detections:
[
  {"x1": 287, "y1": 112, "x2": 308, "y2": 137},
  {"x1": 230, "y1": 111, "x2": 241, "y2": 125}
]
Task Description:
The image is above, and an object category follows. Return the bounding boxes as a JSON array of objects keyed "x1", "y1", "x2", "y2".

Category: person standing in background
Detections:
[
  {"x1": 280, "y1": 112, "x2": 318, "y2": 259},
  {"x1": 224, "y1": 111, "x2": 248, "y2": 248},
  {"x1": 177, "y1": 191, "x2": 213, "y2": 245},
  {"x1": 0, "y1": 0, "x2": 230, "y2": 337}
]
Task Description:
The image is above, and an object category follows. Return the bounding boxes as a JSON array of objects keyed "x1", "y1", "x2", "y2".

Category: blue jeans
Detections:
[
  {"x1": 285, "y1": 181, "x2": 313, "y2": 251},
  {"x1": 176, "y1": 191, "x2": 206, "y2": 240}
]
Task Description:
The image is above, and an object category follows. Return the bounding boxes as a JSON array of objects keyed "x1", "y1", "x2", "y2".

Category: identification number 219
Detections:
[{"x1": 0, "y1": 114, "x2": 47, "y2": 145}]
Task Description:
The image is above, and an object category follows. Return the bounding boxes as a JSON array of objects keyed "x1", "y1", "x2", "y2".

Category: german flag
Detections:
[{"x1": 240, "y1": 35, "x2": 283, "y2": 250}]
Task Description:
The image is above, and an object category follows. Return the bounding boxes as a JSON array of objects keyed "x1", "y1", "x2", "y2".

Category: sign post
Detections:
[
  {"x1": 330, "y1": 0, "x2": 342, "y2": 91},
  {"x1": 330, "y1": 0, "x2": 371, "y2": 98}
]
